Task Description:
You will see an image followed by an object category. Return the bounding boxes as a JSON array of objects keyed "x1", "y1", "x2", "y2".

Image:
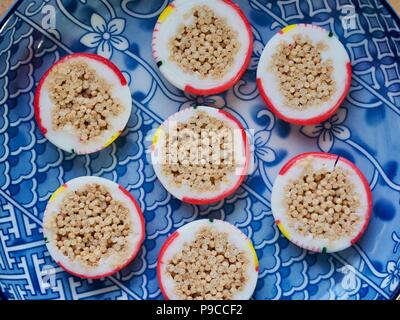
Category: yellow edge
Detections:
[
  {"x1": 152, "y1": 127, "x2": 163, "y2": 147},
  {"x1": 281, "y1": 24, "x2": 297, "y2": 33},
  {"x1": 277, "y1": 223, "x2": 290, "y2": 240},
  {"x1": 49, "y1": 185, "x2": 66, "y2": 203},
  {"x1": 104, "y1": 131, "x2": 121, "y2": 148},
  {"x1": 248, "y1": 240, "x2": 259, "y2": 270},
  {"x1": 158, "y1": 5, "x2": 174, "y2": 23}
]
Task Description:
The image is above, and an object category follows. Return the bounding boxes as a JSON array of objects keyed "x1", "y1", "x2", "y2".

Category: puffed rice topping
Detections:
[
  {"x1": 162, "y1": 111, "x2": 236, "y2": 192},
  {"x1": 284, "y1": 160, "x2": 361, "y2": 240},
  {"x1": 48, "y1": 184, "x2": 132, "y2": 267},
  {"x1": 167, "y1": 227, "x2": 249, "y2": 300},
  {"x1": 48, "y1": 61, "x2": 123, "y2": 143},
  {"x1": 271, "y1": 35, "x2": 336, "y2": 110},
  {"x1": 169, "y1": 5, "x2": 240, "y2": 79}
]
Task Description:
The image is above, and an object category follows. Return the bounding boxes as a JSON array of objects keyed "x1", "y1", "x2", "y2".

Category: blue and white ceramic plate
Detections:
[{"x1": 0, "y1": 0, "x2": 399, "y2": 300}]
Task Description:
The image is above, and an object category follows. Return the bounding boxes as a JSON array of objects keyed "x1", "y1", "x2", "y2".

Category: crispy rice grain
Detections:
[
  {"x1": 169, "y1": 5, "x2": 240, "y2": 79},
  {"x1": 167, "y1": 227, "x2": 248, "y2": 300},
  {"x1": 162, "y1": 111, "x2": 236, "y2": 192},
  {"x1": 0, "y1": 0, "x2": 14, "y2": 16},
  {"x1": 48, "y1": 61, "x2": 123, "y2": 143},
  {"x1": 49, "y1": 184, "x2": 132, "y2": 267},
  {"x1": 271, "y1": 34, "x2": 336, "y2": 110},
  {"x1": 284, "y1": 160, "x2": 361, "y2": 240}
]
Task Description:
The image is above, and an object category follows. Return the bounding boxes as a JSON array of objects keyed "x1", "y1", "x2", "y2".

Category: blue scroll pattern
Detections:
[{"x1": 0, "y1": 0, "x2": 399, "y2": 300}]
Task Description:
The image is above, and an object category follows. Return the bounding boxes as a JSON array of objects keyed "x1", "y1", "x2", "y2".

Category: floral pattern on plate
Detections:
[{"x1": 0, "y1": 0, "x2": 399, "y2": 300}]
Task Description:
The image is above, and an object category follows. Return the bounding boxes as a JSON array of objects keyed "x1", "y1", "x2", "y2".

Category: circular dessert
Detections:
[
  {"x1": 152, "y1": 0, "x2": 253, "y2": 95},
  {"x1": 157, "y1": 219, "x2": 259, "y2": 300},
  {"x1": 35, "y1": 53, "x2": 132, "y2": 154},
  {"x1": 257, "y1": 24, "x2": 352, "y2": 125},
  {"x1": 43, "y1": 176, "x2": 145, "y2": 279},
  {"x1": 271, "y1": 152, "x2": 372, "y2": 253},
  {"x1": 151, "y1": 106, "x2": 249, "y2": 205}
]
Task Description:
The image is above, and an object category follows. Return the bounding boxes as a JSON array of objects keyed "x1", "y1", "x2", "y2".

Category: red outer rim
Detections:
[
  {"x1": 174, "y1": 0, "x2": 253, "y2": 96},
  {"x1": 34, "y1": 53, "x2": 127, "y2": 137},
  {"x1": 279, "y1": 151, "x2": 337, "y2": 176},
  {"x1": 118, "y1": 185, "x2": 146, "y2": 249},
  {"x1": 55, "y1": 185, "x2": 145, "y2": 280},
  {"x1": 340, "y1": 156, "x2": 373, "y2": 245},
  {"x1": 181, "y1": 109, "x2": 249, "y2": 204},
  {"x1": 157, "y1": 231, "x2": 180, "y2": 300},
  {"x1": 257, "y1": 62, "x2": 352, "y2": 125},
  {"x1": 277, "y1": 152, "x2": 372, "y2": 247},
  {"x1": 151, "y1": 3, "x2": 175, "y2": 61}
]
